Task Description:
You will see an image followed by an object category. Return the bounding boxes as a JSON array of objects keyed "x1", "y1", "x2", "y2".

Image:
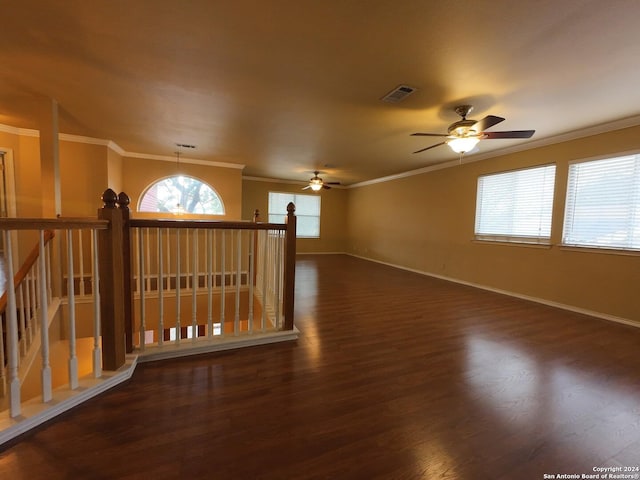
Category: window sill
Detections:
[
  {"x1": 559, "y1": 245, "x2": 640, "y2": 257},
  {"x1": 472, "y1": 239, "x2": 552, "y2": 249}
]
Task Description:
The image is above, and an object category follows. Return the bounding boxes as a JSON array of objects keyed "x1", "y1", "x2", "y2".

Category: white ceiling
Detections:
[{"x1": 2, "y1": 0, "x2": 640, "y2": 185}]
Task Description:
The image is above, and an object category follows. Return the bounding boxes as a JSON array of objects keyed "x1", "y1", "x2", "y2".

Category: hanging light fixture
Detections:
[
  {"x1": 309, "y1": 177, "x2": 323, "y2": 191},
  {"x1": 172, "y1": 149, "x2": 186, "y2": 215},
  {"x1": 447, "y1": 136, "x2": 480, "y2": 154}
]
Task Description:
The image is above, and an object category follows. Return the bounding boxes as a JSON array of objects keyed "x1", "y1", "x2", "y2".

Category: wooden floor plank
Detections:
[{"x1": 1, "y1": 254, "x2": 639, "y2": 479}]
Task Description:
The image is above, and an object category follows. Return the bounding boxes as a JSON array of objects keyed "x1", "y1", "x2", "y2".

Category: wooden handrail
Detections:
[
  {"x1": 0, "y1": 218, "x2": 109, "y2": 230},
  {"x1": 129, "y1": 218, "x2": 287, "y2": 231},
  {"x1": 0, "y1": 229, "x2": 55, "y2": 314}
]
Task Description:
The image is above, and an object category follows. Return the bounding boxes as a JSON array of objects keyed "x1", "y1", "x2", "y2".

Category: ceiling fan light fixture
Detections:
[
  {"x1": 447, "y1": 136, "x2": 479, "y2": 154},
  {"x1": 310, "y1": 179, "x2": 323, "y2": 191}
]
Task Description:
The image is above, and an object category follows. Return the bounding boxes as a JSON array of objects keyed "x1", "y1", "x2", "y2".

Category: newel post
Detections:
[
  {"x1": 283, "y1": 202, "x2": 296, "y2": 330},
  {"x1": 97, "y1": 189, "x2": 127, "y2": 370}
]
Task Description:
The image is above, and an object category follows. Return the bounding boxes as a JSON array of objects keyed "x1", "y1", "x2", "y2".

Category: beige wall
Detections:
[
  {"x1": 242, "y1": 179, "x2": 348, "y2": 253},
  {"x1": 122, "y1": 157, "x2": 243, "y2": 220},
  {"x1": 3, "y1": 122, "x2": 640, "y2": 322},
  {"x1": 107, "y1": 148, "x2": 123, "y2": 194},
  {"x1": 347, "y1": 126, "x2": 640, "y2": 323},
  {"x1": 0, "y1": 131, "x2": 42, "y2": 218},
  {"x1": 60, "y1": 141, "x2": 109, "y2": 216}
]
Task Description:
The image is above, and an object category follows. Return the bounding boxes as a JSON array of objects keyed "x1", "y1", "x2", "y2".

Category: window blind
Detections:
[
  {"x1": 475, "y1": 164, "x2": 556, "y2": 243},
  {"x1": 268, "y1": 192, "x2": 321, "y2": 238},
  {"x1": 563, "y1": 154, "x2": 640, "y2": 250}
]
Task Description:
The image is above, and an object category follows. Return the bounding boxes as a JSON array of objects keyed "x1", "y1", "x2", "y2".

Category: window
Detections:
[
  {"x1": 563, "y1": 154, "x2": 640, "y2": 251},
  {"x1": 139, "y1": 176, "x2": 224, "y2": 215},
  {"x1": 268, "y1": 192, "x2": 320, "y2": 238},
  {"x1": 475, "y1": 164, "x2": 556, "y2": 244}
]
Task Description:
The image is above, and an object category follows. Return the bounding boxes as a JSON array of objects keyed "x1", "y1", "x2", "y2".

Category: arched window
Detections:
[{"x1": 138, "y1": 176, "x2": 225, "y2": 215}]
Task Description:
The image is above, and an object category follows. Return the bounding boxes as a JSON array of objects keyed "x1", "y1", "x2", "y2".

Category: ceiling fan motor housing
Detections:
[{"x1": 448, "y1": 119, "x2": 477, "y2": 137}]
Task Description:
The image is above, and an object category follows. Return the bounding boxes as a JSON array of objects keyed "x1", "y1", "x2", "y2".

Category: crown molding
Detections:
[
  {"x1": 0, "y1": 122, "x2": 244, "y2": 169},
  {"x1": 243, "y1": 175, "x2": 306, "y2": 185},
  {"x1": 124, "y1": 151, "x2": 245, "y2": 169},
  {"x1": 4, "y1": 113, "x2": 640, "y2": 186},
  {"x1": 349, "y1": 113, "x2": 640, "y2": 189},
  {"x1": 243, "y1": 175, "x2": 346, "y2": 189},
  {"x1": 0, "y1": 123, "x2": 39, "y2": 137}
]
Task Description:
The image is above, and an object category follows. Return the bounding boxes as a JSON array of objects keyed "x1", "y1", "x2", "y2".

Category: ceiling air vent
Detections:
[{"x1": 381, "y1": 85, "x2": 417, "y2": 103}]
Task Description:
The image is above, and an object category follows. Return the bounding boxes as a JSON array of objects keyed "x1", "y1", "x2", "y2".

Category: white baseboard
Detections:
[
  {"x1": 137, "y1": 328, "x2": 299, "y2": 363},
  {"x1": 297, "y1": 251, "x2": 345, "y2": 255},
  {"x1": 0, "y1": 355, "x2": 138, "y2": 446},
  {"x1": 347, "y1": 253, "x2": 638, "y2": 329}
]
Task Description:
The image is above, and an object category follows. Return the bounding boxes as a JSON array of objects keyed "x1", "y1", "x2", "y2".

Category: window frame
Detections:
[
  {"x1": 474, "y1": 163, "x2": 557, "y2": 245},
  {"x1": 268, "y1": 191, "x2": 321, "y2": 239},
  {"x1": 562, "y1": 152, "x2": 640, "y2": 252},
  {"x1": 137, "y1": 175, "x2": 225, "y2": 216}
]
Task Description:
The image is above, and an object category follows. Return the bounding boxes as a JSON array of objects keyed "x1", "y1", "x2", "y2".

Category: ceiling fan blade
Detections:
[
  {"x1": 483, "y1": 130, "x2": 535, "y2": 139},
  {"x1": 413, "y1": 142, "x2": 446, "y2": 154},
  {"x1": 411, "y1": 132, "x2": 449, "y2": 137},
  {"x1": 322, "y1": 184, "x2": 332, "y2": 189},
  {"x1": 472, "y1": 115, "x2": 505, "y2": 132},
  {"x1": 302, "y1": 185, "x2": 311, "y2": 190},
  {"x1": 325, "y1": 182, "x2": 341, "y2": 185}
]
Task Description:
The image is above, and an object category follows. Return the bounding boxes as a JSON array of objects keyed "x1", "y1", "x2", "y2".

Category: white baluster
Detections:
[
  {"x1": 220, "y1": 230, "x2": 226, "y2": 336},
  {"x1": 4, "y1": 230, "x2": 21, "y2": 415},
  {"x1": 39, "y1": 230, "x2": 52, "y2": 402},
  {"x1": 206, "y1": 229, "x2": 213, "y2": 338},
  {"x1": 191, "y1": 228, "x2": 198, "y2": 340},
  {"x1": 138, "y1": 228, "x2": 146, "y2": 351},
  {"x1": 274, "y1": 231, "x2": 281, "y2": 329},
  {"x1": 175, "y1": 228, "x2": 181, "y2": 344},
  {"x1": 27, "y1": 271, "x2": 36, "y2": 344},
  {"x1": 24, "y1": 267, "x2": 35, "y2": 346},
  {"x1": 91, "y1": 229, "x2": 102, "y2": 378},
  {"x1": 185, "y1": 229, "x2": 190, "y2": 290},
  {"x1": 234, "y1": 230, "x2": 241, "y2": 335},
  {"x1": 29, "y1": 270, "x2": 40, "y2": 341},
  {"x1": 78, "y1": 230, "x2": 86, "y2": 296},
  {"x1": 261, "y1": 230, "x2": 268, "y2": 332},
  {"x1": 248, "y1": 230, "x2": 255, "y2": 334},
  {"x1": 66, "y1": 230, "x2": 78, "y2": 389},
  {"x1": 18, "y1": 283, "x2": 27, "y2": 357},
  {"x1": 158, "y1": 228, "x2": 164, "y2": 346},
  {"x1": 145, "y1": 227, "x2": 151, "y2": 292},
  {"x1": 0, "y1": 307, "x2": 5, "y2": 397},
  {"x1": 166, "y1": 228, "x2": 172, "y2": 292}
]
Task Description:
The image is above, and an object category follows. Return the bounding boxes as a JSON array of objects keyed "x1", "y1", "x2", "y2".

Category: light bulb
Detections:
[{"x1": 447, "y1": 136, "x2": 479, "y2": 154}]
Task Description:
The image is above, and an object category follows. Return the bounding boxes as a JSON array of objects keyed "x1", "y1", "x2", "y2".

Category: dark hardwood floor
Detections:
[{"x1": 1, "y1": 254, "x2": 639, "y2": 479}]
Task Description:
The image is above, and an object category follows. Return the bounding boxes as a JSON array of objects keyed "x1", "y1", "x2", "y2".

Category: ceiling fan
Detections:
[
  {"x1": 302, "y1": 171, "x2": 340, "y2": 191},
  {"x1": 411, "y1": 105, "x2": 535, "y2": 154}
]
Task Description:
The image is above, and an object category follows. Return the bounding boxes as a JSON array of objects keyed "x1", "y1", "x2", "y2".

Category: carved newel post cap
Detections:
[
  {"x1": 101, "y1": 188, "x2": 118, "y2": 209},
  {"x1": 286, "y1": 202, "x2": 296, "y2": 215},
  {"x1": 253, "y1": 209, "x2": 260, "y2": 223},
  {"x1": 117, "y1": 192, "x2": 131, "y2": 210}
]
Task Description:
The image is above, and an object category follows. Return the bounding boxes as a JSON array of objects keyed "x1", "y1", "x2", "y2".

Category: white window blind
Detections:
[
  {"x1": 563, "y1": 154, "x2": 640, "y2": 250},
  {"x1": 475, "y1": 164, "x2": 556, "y2": 244},
  {"x1": 268, "y1": 192, "x2": 320, "y2": 238}
]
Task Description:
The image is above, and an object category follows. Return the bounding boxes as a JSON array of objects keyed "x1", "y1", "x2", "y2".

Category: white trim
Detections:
[
  {"x1": 137, "y1": 327, "x2": 299, "y2": 363},
  {"x1": 296, "y1": 251, "x2": 345, "y2": 255},
  {"x1": 566, "y1": 148, "x2": 640, "y2": 166},
  {"x1": 347, "y1": 253, "x2": 639, "y2": 329},
  {"x1": 349, "y1": 114, "x2": 640, "y2": 189},
  {"x1": 0, "y1": 123, "x2": 39, "y2": 137},
  {"x1": 0, "y1": 355, "x2": 138, "y2": 446},
  {"x1": 124, "y1": 151, "x2": 245, "y2": 169},
  {"x1": 0, "y1": 123, "x2": 244, "y2": 170},
  {"x1": 3, "y1": 112, "x2": 640, "y2": 186},
  {"x1": 59, "y1": 133, "x2": 112, "y2": 147},
  {"x1": 243, "y1": 175, "x2": 346, "y2": 189},
  {"x1": 244, "y1": 175, "x2": 307, "y2": 185}
]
